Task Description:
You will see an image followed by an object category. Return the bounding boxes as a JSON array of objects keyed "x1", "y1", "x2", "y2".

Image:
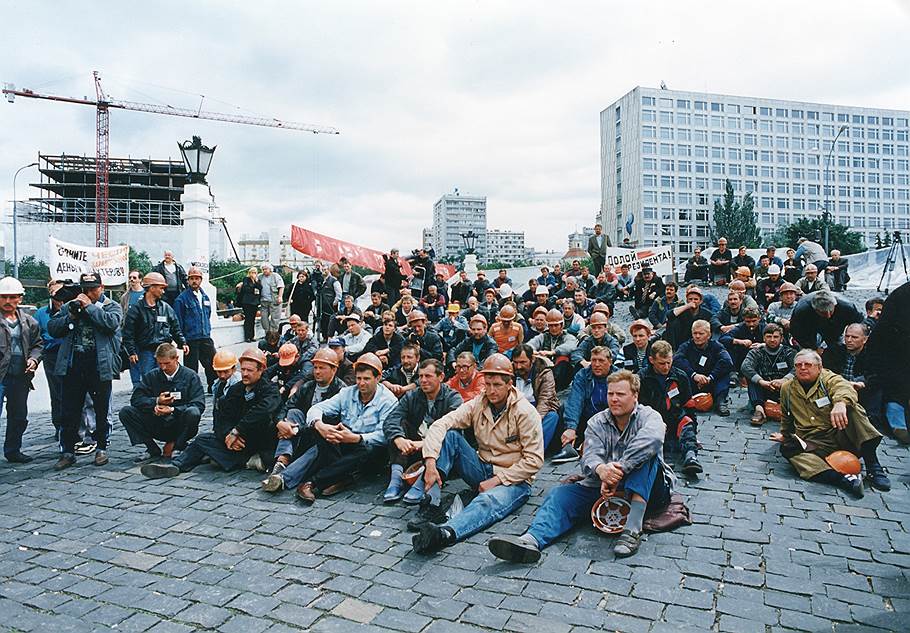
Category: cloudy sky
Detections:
[{"x1": 2, "y1": 1, "x2": 910, "y2": 255}]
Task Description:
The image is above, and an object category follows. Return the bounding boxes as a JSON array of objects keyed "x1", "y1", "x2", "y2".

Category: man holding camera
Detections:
[
  {"x1": 119, "y1": 343, "x2": 205, "y2": 462},
  {"x1": 47, "y1": 272, "x2": 123, "y2": 469}
]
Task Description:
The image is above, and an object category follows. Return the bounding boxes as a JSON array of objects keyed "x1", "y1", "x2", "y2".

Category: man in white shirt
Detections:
[{"x1": 259, "y1": 264, "x2": 285, "y2": 334}]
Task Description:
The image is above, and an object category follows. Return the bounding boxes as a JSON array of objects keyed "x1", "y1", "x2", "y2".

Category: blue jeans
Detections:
[
  {"x1": 885, "y1": 401, "x2": 908, "y2": 431},
  {"x1": 541, "y1": 411, "x2": 559, "y2": 449},
  {"x1": 747, "y1": 382, "x2": 778, "y2": 408},
  {"x1": 433, "y1": 430, "x2": 531, "y2": 541},
  {"x1": 1, "y1": 374, "x2": 31, "y2": 456},
  {"x1": 527, "y1": 455, "x2": 668, "y2": 549},
  {"x1": 137, "y1": 350, "x2": 157, "y2": 381},
  {"x1": 704, "y1": 373, "x2": 731, "y2": 404}
]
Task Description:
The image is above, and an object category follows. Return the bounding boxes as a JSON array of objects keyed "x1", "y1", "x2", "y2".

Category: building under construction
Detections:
[{"x1": 7, "y1": 152, "x2": 229, "y2": 264}]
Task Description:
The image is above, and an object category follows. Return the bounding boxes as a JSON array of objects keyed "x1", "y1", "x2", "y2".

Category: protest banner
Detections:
[
  {"x1": 48, "y1": 238, "x2": 129, "y2": 285},
  {"x1": 605, "y1": 245, "x2": 674, "y2": 277}
]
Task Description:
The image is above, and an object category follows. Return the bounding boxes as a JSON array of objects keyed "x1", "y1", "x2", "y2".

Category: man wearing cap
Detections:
[
  {"x1": 451, "y1": 314, "x2": 499, "y2": 368},
  {"x1": 487, "y1": 370, "x2": 671, "y2": 562},
  {"x1": 141, "y1": 347, "x2": 280, "y2": 478},
  {"x1": 770, "y1": 349, "x2": 889, "y2": 497},
  {"x1": 0, "y1": 276, "x2": 43, "y2": 463},
  {"x1": 766, "y1": 282, "x2": 799, "y2": 332},
  {"x1": 525, "y1": 285, "x2": 553, "y2": 320},
  {"x1": 742, "y1": 323, "x2": 795, "y2": 425},
  {"x1": 364, "y1": 312, "x2": 407, "y2": 368},
  {"x1": 152, "y1": 250, "x2": 188, "y2": 306},
  {"x1": 623, "y1": 320, "x2": 657, "y2": 374},
  {"x1": 410, "y1": 353, "x2": 544, "y2": 554},
  {"x1": 631, "y1": 267, "x2": 665, "y2": 320},
  {"x1": 790, "y1": 290, "x2": 863, "y2": 353},
  {"x1": 732, "y1": 246, "x2": 756, "y2": 276},
  {"x1": 674, "y1": 320, "x2": 735, "y2": 416},
  {"x1": 119, "y1": 342, "x2": 205, "y2": 462},
  {"x1": 381, "y1": 342, "x2": 421, "y2": 397},
  {"x1": 211, "y1": 349, "x2": 241, "y2": 426},
  {"x1": 754, "y1": 254, "x2": 772, "y2": 282},
  {"x1": 796, "y1": 264, "x2": 830, "y2": 295},
  {"x1": 489, "y1": 304, "x2": 524, "y2": 357},
  {"x1": 572, "y1": 312, "x2": 622, "y2": 370},
  {"x1": 447, "y1": 352, "x2": 486, "y2": 401},
  {"x1": 279, "y1": 314, "x2": 302, "y2": 346},
  {"x1": 123, "y1": 272, "x2": 188, "y2": 384},
  {"x1": 648, "y1": 282, "x2": 683, "y2": 334},
  {"x1": 527, "y1": 306, "x2": 548, "y2": 338},
  {"x1": 512, "y1": 345, "x2": 560, "y2": 449},
  {"x1": 263, "y1": 347, "x2": 346, "y2": 493},
  {"x1": 382, "y1": 359, "x2": 463, "y2": 503},
  {"x1": 527, "y1": 308, "x2": 578, "y2": 390},
  {"x1": 266, "y1": 343, "x2": 308, "y2": 403},
  {"x1": 557, "y1": 345, "x2": 616, "y2": 463},
  {"x1": 173, "y1": 266, "x2": 216, "y2": 390},
  {"x1": 404, "y1": 310, "x2": 443, "y2": 362},
  {"x1": 664, "y1": 285, "x2": 713, "y2": 350},
  {"x1": 825, "y1": 250, "x2": 850, "y2": 292},
  {"x1": 709, "y1": 238, "x2": 733, "y2": 285},
  {"x1": 341, "y1": 313, "x2": 372, "y2": 359},
  {"x1": 327, "y1": 338, "x2": 356, "y2": 386},
  {"x1": 259, "y1": 264, "x2": 286, "y2": 334},
  {"x1": 418, "y1": 285, "x2": 447, "y2": 324},
  {"x1": 756, "y1": 264, "x2": 785, "y2": 309},
  {"x1": 292, "y1": 352, "x2": 398, "y2": 502},
  {"x1": 48, "y1": 272, "x2": 122, "y2": 469},
  {"x1": 437, "y1": 303, "x2": 469, "y2": 357}
]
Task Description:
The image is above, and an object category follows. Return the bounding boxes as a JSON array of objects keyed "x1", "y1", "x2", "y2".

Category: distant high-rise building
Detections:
[
  {"x1": 601, "y1": 86, "x2": 910, "y2": 260},
  {"x1": 568, "y1": 227, "x2": 595, "y2": 250},
  {"x1": 237, "y1": 230, "x2": 317, "y2": 269},
  {"x1": 422, "y1": 227, "x2": 434, "y2": 252},
  {"x1": 486, "y1": 229, "x2": 526, "y2": 264},
  {"x1": 432, "y1": 188, "x2": 487, "y2": 261}
]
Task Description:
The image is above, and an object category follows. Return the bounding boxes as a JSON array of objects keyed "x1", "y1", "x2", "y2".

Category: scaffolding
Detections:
[{"x1": 23, "y1": 153, "x2": 190, "y2": 226}]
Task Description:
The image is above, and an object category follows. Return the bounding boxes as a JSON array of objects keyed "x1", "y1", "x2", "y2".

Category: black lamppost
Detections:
[
  {"x1": 177, "y1": 136, "x2": 216, "y2": 185},
  {"x1": 461, "y1": 230, "x2": 477, "y2": 255}
]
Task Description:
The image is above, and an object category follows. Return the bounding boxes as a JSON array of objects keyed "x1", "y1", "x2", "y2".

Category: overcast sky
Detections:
[{"x1": 2, "y1": 1, "x2": 910, "y2": 256}]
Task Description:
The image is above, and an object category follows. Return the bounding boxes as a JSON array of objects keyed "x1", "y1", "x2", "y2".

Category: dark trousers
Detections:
[
  {"x1": 185, "y1": 337, "x2": 217, "y2": 388},
  {"x1": 163, "y1": 290, "x2": 180, "y2": 307},
  {"x1": 747, "y1": 382, "x2": 779, "y2": 408},
  {"x1": 1, "y1": 374, "x2": 32, "y2": 457},
  {"x1": 173, "y1": 432, "x2": 250, "y2": 472},
  {"x1": 43, "y1": 351, "x2": 63, "y2": 430},
  {"x1": 242, "y1": 305, "x2": 258, "y2": 341},
  {"x1": 60, "y1": 353, "x2": 112, "y2": 454},
  {"x1": 592, "y1": 256, "x2": 605, "y2": 277},
  {"x1": 308, "y1": 434, "x2": 386, "y2": 489},
  {"x1": 319, "y1": 310, "x2": 335, "y2": 342},
  {"x1": 553, "y1": 360, "x2": 575, "y2": 391},
  {"x1": 119, "y1": 405, "x2": 202, "y2": 451}
]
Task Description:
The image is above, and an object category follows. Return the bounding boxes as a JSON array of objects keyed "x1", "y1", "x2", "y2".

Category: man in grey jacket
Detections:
[
  {"x1": 48, "y1": 272, "x2": 123, "y2": 469},
  {"x1": 487, "y1": 370, "x2": 671, "y2": 563},
  {"x1": 0, "y1": 277, "x2": 43, "y2": 462},
  {"x1": 381, "y1": 359, "x2": 462, "y2": 504}
]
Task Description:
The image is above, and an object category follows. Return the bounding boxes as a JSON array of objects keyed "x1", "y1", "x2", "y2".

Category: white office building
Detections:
[
  {"x1": 432, "y1": 188, "x2": 487, "y2": 262},
  {"x1": 237, "y1": 230, "x2": 317, "y2": 270},
  {"x1": 601, "y1": 86, "x2": 910, "y2": 261},
  {"x1": 486, "y1": 229, "x2": 526, "y2": 264},
  {"x1": 422, "y1": 227, "x2": 434, "y2": 252},
  {"x1": 568, "y1": 226, "x2": 595, "y2": 251}
]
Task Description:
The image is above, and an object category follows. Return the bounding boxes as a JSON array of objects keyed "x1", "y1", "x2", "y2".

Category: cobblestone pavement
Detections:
[{"x1": 1, "y1": 292, "x2": 908, "y2": 633}]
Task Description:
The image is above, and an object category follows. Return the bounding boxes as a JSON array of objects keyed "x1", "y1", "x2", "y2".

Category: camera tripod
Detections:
[{"x1": 877, "y1": 231, "x2": 909, "y2": 295}]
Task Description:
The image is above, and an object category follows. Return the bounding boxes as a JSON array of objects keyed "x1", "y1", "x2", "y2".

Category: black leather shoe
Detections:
[
  {"x1": 716, "y1": 402, "x2": 730, "y2": 416},
  {"x1": 411, "y1": 524, "x2": 454, "y2": 554},
  {"x1": 5, "y1": 451, "x2": 34, "y2": 464},
  {"x1": 866, "y1": 464, "x2": 891, "y2": 492},
  {"x1": 551, "y1": 444, "x2": 580, "y2": 464},
  {"x1": 488, "y1": 535, "x2": 541, "y2": 563},
  {"x1": 407, "y1": 494, "x2": 453, "y2": 532},
  {"x1": 140, "y1": 463, "x2": 180, "y2": 479}
]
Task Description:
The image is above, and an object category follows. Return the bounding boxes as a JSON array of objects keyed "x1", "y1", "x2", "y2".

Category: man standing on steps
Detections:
[
  {"x1": 153, "y1": 250, "x2": 188, "y2": 307},
  {"x1": 173, "y1": 266, "x2": 217, "y2": 391},
  {"x1": 258, "y1": 264, "x2": 285, "y2": 335},
  {"x1": 588, "y1": 223, "x2": 610, "y2": 277}
]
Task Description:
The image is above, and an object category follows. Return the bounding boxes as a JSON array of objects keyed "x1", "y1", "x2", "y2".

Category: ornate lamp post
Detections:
[{"x1": 177, "y1": 136, "x2": 216, "y2": 185}]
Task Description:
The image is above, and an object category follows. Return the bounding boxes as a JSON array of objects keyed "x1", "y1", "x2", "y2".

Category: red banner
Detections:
[{"x1": 290, "y1": 225, "x2": 456, "y2": 278}]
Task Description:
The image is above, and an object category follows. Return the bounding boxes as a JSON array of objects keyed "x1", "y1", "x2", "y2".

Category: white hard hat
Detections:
[
  {"x1": 498, "y1": 284, "x2": 512, "y2": 298},
  {"x1": 0, "y1": 277, "x2": 25, "y2": 295}
]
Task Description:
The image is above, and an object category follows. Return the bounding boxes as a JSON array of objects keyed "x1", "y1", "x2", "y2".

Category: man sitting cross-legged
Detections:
[
  {"x1": 674, "y1": 320, "x2": 734, "y2": 416},
  {"x1": 141, "y1": 348, "x2": 280, "y2": 479},
  {"x1": 409, "y1": 354, "x2": 544, "y2": 555},
  {"x1": 293, "y1": 353, "x2": 399, "y2": 503},
  {"x1": 487, "y1": 370, "x2": 671, "y2": 563},
  {"x1": 262, "y1": 348, "x2": 346, "y2": 493},
  {"x1": 381, "y1": 359, "x2": 463, "y2": 504},
  {"x1": 771, "y1": 349, "x2": 889, "y2": 496},
  {"x1": 741, "y1": 323, "x2": 795, "y2": 426},
  {"x1": 120, "y1": 343, "x2": 205, "y2": 463},
  {"x1": 638, "y1": 340, "x2": 702, "y2": 475}
]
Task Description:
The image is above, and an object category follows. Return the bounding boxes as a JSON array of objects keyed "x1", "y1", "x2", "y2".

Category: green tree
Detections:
[
  {"x1": 711, "y1": 179, "x2": 762, "y2": 248},
  {"x1": 3, "y1": 256, "x2": 51, "y2": 305},
  {"x1": 127, "y1": 248, "x2": 153, "y2": 276},
  {"x1": 770, "y1": 218, "x2": 865, "y2": 255},
  {"x1": 208, "y1": 258, "x2": 248, "y2": 306}
]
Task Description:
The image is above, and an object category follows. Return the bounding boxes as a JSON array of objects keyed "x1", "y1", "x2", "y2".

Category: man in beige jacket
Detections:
[{"x1": 410, "y1": 353, "x2": 544, "y2": 554}]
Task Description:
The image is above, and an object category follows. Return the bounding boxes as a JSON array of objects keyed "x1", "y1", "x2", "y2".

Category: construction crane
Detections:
[{"x1": 3, "y1": 71, "x2": 339, "y2": 246}]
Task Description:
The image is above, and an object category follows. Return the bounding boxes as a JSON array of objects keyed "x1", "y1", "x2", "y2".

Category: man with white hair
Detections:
[
  {"x1": 825, "y1": 250, "x2": 850, "y2": 292},
  {"x1": 152, "y1": 250, "x2": 188, "y2": 306},
  {"x1": 771, "y1": 349, "x2": 888, "y2": 496},
  {"x1": 790, "y1": 290, "x2": 863, "y2": 352},
  {"x1": 259, "y1": 264, "x2": 285, "y2": 333}
]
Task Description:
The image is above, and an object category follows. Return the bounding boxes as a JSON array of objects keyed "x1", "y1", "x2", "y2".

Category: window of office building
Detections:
[
  {"x1": 694, "y1": 114, "x2": 708, "y2": 126},
  {"x1": 660, "y1": 111, "x2": 673, "y2": 124},
  {"x1": 642, "y1": 96, "x2": 655, "y2": 106},
  {"x1": 661, "y1": 159, "x2": 675, "y2": 171},
  {"x1": 643, "y1": 109, "x2": 656, "y2": 122},
  {"x1": 643, "y1": 125, "x2": 656, "y2": 138},
  {"x1": 676, "y1": 112, "x2": 691, "y2": 125}
]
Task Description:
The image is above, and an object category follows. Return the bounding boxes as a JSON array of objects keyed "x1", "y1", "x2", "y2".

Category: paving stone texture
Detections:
[{"x1": 0, "y1": 287, "x2": 907, "y2": 632}]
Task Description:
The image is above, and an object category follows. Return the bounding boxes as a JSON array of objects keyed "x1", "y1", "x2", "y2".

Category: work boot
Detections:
[
  {"x1": 551, "y1": 444, "x2": 580, "y2": 464},
  {"x1": 262, "y1": 461, "x2": 286, "y2": 493},
  {"x1": 296, "y1": 482, "x2": 317, "y2": 504},
  {"x1": 681, "y1": 450, "x2": 703, "y2": 475},
  {"x1": 140, "y1": 462, "x2": 180, "y2": 479},
  {"x1": 93, "y1": 450, "x2": 109, "y2": 467},
  {"x1": 487, "y1": 534, "x2": 541, "y2": 564},
  {"x1": 322, "y1": 478, "x2": 353, "y2": 497},
  {"x1": 716, "y1": 401, "x2": 730, "y2": 416},
  {"x1": 5, "y1": 451, "x2": 34, "y2": 464},
  {"x1": 411, "y1": 524, "x2": 455, "y2": 555},
  {"x1": 407, "y1": 494, "x2": 454, "y2": 532},
  {"x1": 866, "y1": 464, "x2": 891, "y2": 492},
  {"x1": 383, "y1": 474, "x2": 406, "y2": 504},
  {"x1": 53, "y1": 454, "x2": 76, "y2": 471},
  {"x1": 613, "y1": 530, "x2": 643, "y2": 558},
  {"x1": 839, "y1": 474, "x2": 865, "y2": 499}
]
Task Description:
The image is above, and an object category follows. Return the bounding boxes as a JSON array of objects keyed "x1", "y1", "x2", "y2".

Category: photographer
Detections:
[
  {"x1": 47, "y1": 272, "x2": 123, "y2": 469},
  {"x1": 119, "y1": 343, "x2": 205, "y2": 462},
  {"x1": 122, "y1": 272, "x2": 188, "y2": 383}
]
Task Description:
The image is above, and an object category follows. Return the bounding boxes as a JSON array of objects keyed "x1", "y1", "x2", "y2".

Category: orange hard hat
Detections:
[
  {"x1": 498, "y1": 304, "x2": 517, "y2": 321},
  {"x1": 187, "y1": 266, "x2": 203, "y2": 279},
  {"x1": 407, "y1": 310, "x2": 427, "y2": 323},
  {"x1": 469, "y1": 314, "x2": 488, "y2": 327},
  {"x1": 825, "y1": 450, "x2": 862, "y2": 476},
  {"x1": 278, "y1": 343, "x2": 299, "y2": 366},
  {"x1": 141, "y1": 272, "x2": 167, "y2": 288},
  {"x1": 312, "y1": 347, "x2": 339, "y2": 368},
  {"x1": 591, "y1": 494, "x2": 631, "y2": 534},
  {"x1": 589, "y1": 312, "x2": 609, "y2": 326},
  {"x1": 629, "y1": 319, "x2": 653, "y2": 335},
  {"x1": 238, "y1": 347, "x2": 268, "y2": 368},
  {"x1": 212, "y1": 350, "x2": 237, "y2": 372},
  {"x1": 684, "y1": 392, "x2": 714, "y2": 412},
  {"x1": 736, "y1": 266, "x2": 752, "y2": 278},
  {"x1": 545, "y1": 308, "x2": 564, "y2": 325},
  {"x1": 532, "y1": 306, "x2": 549, "y2": 318},
  {"x1": 480, "y1": 353, "x2": 514, "y2": 377},
  {"x1": 354, "y1": 352, "x2": 383, "y2": 375}
]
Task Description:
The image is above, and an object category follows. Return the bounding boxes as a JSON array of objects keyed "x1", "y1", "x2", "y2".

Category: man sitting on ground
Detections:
[
  {"x1": 527, "y1": 308, "x2": 578, "y2": 389},
  {"x1": 489, "y1": 304, "x2": 524, "y2": 358},
  {"x1": 823, "y1": 323, "x2": 882, "y2": 430},
  {"x1": 648, "y1": 281, "x2": 683, "y2": 335},
  {"x1": 404, "y1": 310, "x2": 444, "y2": 362},
  {"x1": 141, "y1": 348, "x2": 279, "y2": 478},
  {"x1": 719, "y1": 306, "x2": 766, "y2": 375},
  {"x1": 674, "y1": 320, "x2": 734, "y2": 416},
  {"x1": 512, "y1": 345, "x2": 560, "y2": 450},
  {"x1": 631, "y1": 267, "x2": 664, "y2": 320},
  {"x1": 766, "y1": 282, "x2": 799, "y2": 334},
  {"x1": 556, "y1": 346, "x2": 616, "y2": 464},
  {"x1": 266, "y1": 343, "x2": 308, "y2": 404},
  {"x1": 120, "y1": 343, "x2": 205, "y2": 462},
  {"x1": 796, "y1": 263, "x2": 830, "y2": 295},
  {"x1": 382, "y1": 359, "x2": 463, "y2": 504},
  {"x1": 341, "y1": 313, "x2": 372, "y2": 359},
  {"x1": 409, "y1": 354, "x2": 543, "y2": 555},
  {"x1": 771, "y1": 349, "x2": 889, "y2": 496},
  {"x1": 451, "y1": 314, "x2": 498, "y2": 367},
  {"x1": 756, "y1": 264, "x2": 784, "y2": 309},
  {"x1": 487, "y1": 370, "x2": 671, "y2": 562},
  {"x1": 741, "y1": 323, "x2": 795, "y2": 425},
  {"x1": 664, "y1": 285, "x2": 713, "y2": 350},
  {"x1": 861, "y1": 297, "x2": 884, "y2": 335},
  {"x1": 363, "y1": 311, "x2": 406, "y2": 368},
  {"x1": 572, "y1": 311, "x2": 622, "y2": 370},
  {"x1": 623, "y1": 320, "x2": 656, "y2": 374},
  {"x1": 446, "y1": 352, "x2": 485, "y2": 401},
  {"x1": 381, "y1": 342, "x2": 421, "y2": 398}
]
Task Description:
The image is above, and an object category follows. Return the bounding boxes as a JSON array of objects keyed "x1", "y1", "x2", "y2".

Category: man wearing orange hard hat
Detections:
[
  {"x1": 173, "y1": 266, "x2": 217, "y2": 390},
  {"x1": 770, "y1": 349, "x2": 888, "y2": 497}
]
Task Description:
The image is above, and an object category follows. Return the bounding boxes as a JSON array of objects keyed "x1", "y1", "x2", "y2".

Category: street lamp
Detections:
[
  {"x1": 12, "y1": 161, "x2": 38, "y2": 279},
  {"x1": 177, "y1": 136, "x2": 216, "y2": 185},
  {"x1": 821, "y1": 124, "x2": 848, "y2": 254},
  {"x1": 460, "y1": 230, "x2": 477, "y2": 255}
]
